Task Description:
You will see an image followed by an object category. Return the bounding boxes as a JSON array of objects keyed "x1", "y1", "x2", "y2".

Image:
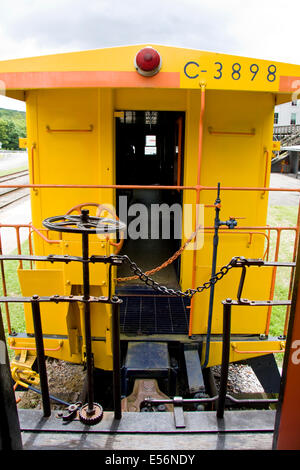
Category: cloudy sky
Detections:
[{"x1": 0, "y1": 0, "x2": 299, "y2": 110}]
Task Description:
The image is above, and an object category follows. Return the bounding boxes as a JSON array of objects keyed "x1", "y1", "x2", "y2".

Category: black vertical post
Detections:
[
  {"x1": 0, "y1": 306, "x2": 23, "y2": 449},
  {"x1": 31, "y1": 298, "x2": 51, "y2": 417},
  {"x1": 203, "y1": 183, "x2": 221, "y2": 368},
  {"x1": 81, "y1": 225, "x2": 95, "y2": 414},
  {"x1": 217, "y1": 299, "x2": 232, "y2": 419},
  {"x1": 112, "y1": 300, "x2": 122, "y2": 419}
]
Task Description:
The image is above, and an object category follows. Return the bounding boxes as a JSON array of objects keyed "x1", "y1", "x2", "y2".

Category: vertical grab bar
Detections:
[
  {"x1": 217, "y1": 298, "x2": 232, "y2": 419},
  {"x1": 261, "y1": 148, "x2": 269, "y2": 199},
  {"x1": 112, "y1": 300, "x2": 122, "y2": 420},
  {"x1": 31, "y1": 298, "x2": 51, "y2": 417}
]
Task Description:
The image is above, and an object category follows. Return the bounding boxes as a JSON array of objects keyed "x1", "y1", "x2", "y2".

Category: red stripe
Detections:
[{"x1": 0, "y1": 70, "x2": 180, "y2": 89}]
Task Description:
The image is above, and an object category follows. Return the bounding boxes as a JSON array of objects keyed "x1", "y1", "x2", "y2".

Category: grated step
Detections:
[{"x1": 119, "y1": 295, "x2": 190, "y2": 335}]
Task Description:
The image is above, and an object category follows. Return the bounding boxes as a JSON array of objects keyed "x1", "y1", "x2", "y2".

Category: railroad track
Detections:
[{"x1": 0, "y1": 169, "x2": 29, "y2": 210}]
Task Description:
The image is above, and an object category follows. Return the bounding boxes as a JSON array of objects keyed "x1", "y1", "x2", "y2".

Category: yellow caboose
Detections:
[{"x1": 1, "y1": 44, "x2": 299, "y2": 419}]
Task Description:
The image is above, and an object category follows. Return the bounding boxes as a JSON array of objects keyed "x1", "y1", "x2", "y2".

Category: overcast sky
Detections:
[{"x1": 0, "y1": 0, "x2": 299, "y2": 111}]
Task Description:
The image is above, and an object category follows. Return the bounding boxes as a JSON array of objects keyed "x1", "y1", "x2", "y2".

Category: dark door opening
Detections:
[{"x1": 115, "y1": 110, "x2": 185, "y2": 291}]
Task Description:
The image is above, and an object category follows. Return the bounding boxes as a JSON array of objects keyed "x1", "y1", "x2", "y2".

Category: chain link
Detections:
[
  {"x1": 115, "y1": 224, "x2": 203, "y2": 283},
  {"x1": 114, "y1": 255, "x2": 241, "y2": 298}
]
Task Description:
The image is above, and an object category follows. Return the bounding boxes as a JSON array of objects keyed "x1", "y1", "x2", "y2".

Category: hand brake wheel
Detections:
[
  {"x1": 42, "y1": 209, "x2": 126, "y2": 424},
  {"x1": 43, "y1": 209, "x2": 126, "y2": 234},
  {"x1": 65, "y1": 202, "x2": 125, "y2": 254}
]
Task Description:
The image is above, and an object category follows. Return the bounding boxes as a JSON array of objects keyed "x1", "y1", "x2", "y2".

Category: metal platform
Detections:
[{"x1": 18, "y1": 409, "x2": 275, "y2": 450}]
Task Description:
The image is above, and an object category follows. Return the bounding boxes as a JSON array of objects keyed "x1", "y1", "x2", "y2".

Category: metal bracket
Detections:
[
  {"x1": 173, "y1": 397, "x2": 185, "y2": 429},
  {"x1": 183, "y1": 344, "x2": 205, "y2": 394}
]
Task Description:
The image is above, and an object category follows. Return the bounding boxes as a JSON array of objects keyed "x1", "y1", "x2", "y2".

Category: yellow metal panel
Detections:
[
  {"x1": 60, "y1": 239, "x2": 109, "y2": 286},
  {"x1": 115, "y1": 88, "x2": 187, "y2": 111},
  {"x1": 19, "y1": 88, "x2": 116, "y2": 370},
  {"x1": 33, "y1": 89, "x2": 100, "y2": 226},
  {"x1": 18, "y1": 138, "x2": 27, "y2": 149},
  {"x1": 18, "y1": 268, "x2": 68, "y2": 335},
  {"x1": 181, "y1": 90, "x2": 274, "y2": 335},
  {"x1": 90, "y1": 340, "x2": 112, "y2": 370}
]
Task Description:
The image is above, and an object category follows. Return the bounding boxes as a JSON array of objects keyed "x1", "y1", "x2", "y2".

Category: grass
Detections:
[{"x1": 267, "y1": 206, "x2": 298, "y2": 336}]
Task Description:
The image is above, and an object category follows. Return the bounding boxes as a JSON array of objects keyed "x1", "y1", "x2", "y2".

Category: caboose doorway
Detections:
[{"x1": 115, "y1": 110, "x2": 185, "y2": 295}]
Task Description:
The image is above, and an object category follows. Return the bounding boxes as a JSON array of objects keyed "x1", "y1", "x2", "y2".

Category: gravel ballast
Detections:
[{"x1": 15, "y1": 358, "x2": 271, "y2": 410}]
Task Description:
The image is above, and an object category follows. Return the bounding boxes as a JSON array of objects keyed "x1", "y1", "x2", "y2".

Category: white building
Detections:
[
  {"x1": 274, "y1": 99, "x2": 300, "y2": 126},
  {"x1": 272, "y1": 100, "x2": 300, "y2": 176}
]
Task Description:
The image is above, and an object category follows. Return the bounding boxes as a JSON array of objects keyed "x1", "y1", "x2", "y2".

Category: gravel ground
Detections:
[
  {"x1": 212, "y1": 362, "x2": 265, "y2": 394},
  {"x1": 15, "y1": 358, "x2": 266, "y2": 411},
  {"x1": 16, "y1": 358, "x2": 86, "y2": 410}
]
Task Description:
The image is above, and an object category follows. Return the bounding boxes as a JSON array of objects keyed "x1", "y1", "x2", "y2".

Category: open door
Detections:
[{"x1": 114, "y1": 110, "x2": 189, "y2": 337}]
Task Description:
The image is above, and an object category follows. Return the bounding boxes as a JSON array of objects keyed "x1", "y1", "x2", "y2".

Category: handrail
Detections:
[
  {"x1": 261, "y1": 148, "x2": 269, "y2": 198},
  {"x1": 46, "y1": 124, "x2": 93, "y2": 133},
  {"x1": 9, "y1": 339, "x2": 63, "y2": 352},
  {"x1": 208, "y1": 127, "x2": 256, "y2": 136},
  {"x1": 0, "y1": 184, "x2": 300, "y2": 193},
  {"x1": 231, "y1": 343, "x2": 285, "y2": 355},
  {"x1": 190, "y1": 83, "x2": 206, "y2": 336},
  {"x1": 1, "y1": 182, "x2": 300, "y2": 192},
  {"x1": 31, "y1": 143, "x2": 38, "y2": 193}
]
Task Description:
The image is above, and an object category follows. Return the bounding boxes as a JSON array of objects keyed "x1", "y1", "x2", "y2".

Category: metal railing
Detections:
[
  {"x1": 142, "y1": 258, "x2": 293, "y2": 424},
  {"x1": 0, "y1": 242, "x2": 124, "y2": 422},
  {"x1": 0, "y1": 196, "x2": 298, "y2": 426},
  {"x1": 273, "y1": 124, "x2": 300, "y2": 136},
  {"x1": 1, "y1": 204, "x2": 298, "y2": 332},
  {"x1": 1, "y1": 253, "x2": 291, "y2": 426}
]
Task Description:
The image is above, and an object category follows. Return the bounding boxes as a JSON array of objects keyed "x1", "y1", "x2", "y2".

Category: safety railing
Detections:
[
  {"x1": 0, "y1": 223, "x2": 61, "y2": 335},
  {"x1": 0, "y1": 190, "x2": 298, "y2": 426},
  {"x1": 0, "y1": 189, "x2": 299, "y2": 341},
  {"x1": 1, "y1": 245, "x2": 292, "y2": 425},
  {"x1": 141, "y1": 258, "x2": 293, "y2": 424},
  {"x1": 0, "y1": 236, "x2": 124, "y2": 423}
]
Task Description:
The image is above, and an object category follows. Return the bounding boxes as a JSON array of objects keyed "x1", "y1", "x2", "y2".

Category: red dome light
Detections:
[{"x1": 134, "y1": 47, "x2": 161, "y2": 76}]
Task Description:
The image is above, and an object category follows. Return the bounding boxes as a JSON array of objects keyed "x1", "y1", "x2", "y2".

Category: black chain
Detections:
[{"x1": 115, "y1": 255, "x2": 242, "y2": 298}]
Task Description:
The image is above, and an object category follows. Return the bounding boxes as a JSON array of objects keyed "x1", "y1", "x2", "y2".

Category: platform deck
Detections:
[{"x1": 18, "y1": 409, "x2": 275, "y2": 450}]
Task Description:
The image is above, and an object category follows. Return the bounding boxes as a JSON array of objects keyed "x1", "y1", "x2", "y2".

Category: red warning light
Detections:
[{"x1": 134, "y1": 47, "x2": 162, "y2": 76}]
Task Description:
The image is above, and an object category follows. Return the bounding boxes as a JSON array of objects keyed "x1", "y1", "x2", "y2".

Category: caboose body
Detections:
[{"x1": 1, "y1": 45, "x2": 299, "y2": 407}]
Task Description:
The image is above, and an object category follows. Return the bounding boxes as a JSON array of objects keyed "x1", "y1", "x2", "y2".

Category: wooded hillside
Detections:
[{"x1": 0, "y1": 108, "x2": 26, "y2": 150}]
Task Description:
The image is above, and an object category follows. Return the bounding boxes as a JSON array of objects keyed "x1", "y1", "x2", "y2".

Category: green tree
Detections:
[
  {"x1": 0, "y1": 119, "x2": 10, "y2": 148},
  {"x1": 0, "y1": 118, "x2": 25, "y2": 150}
]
